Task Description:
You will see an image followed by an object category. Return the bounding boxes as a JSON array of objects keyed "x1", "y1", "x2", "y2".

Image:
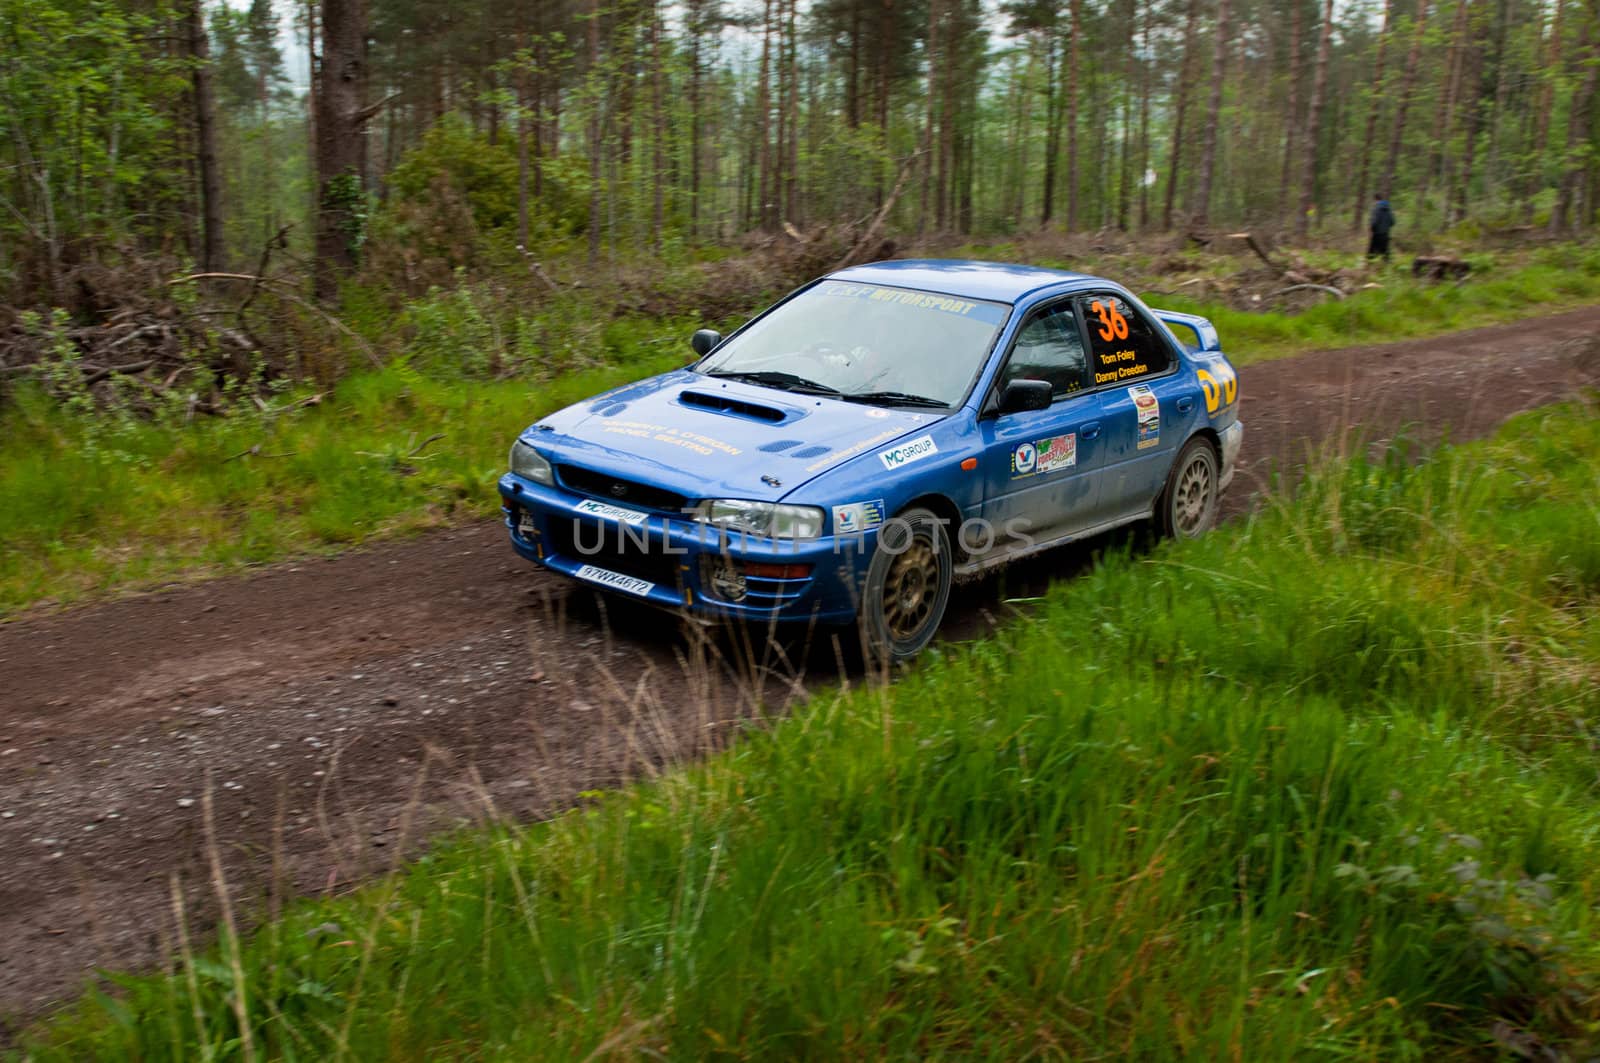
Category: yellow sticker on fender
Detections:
[{"x1": 1196, "y1": 365, "x2": 1238, "y2": 415}]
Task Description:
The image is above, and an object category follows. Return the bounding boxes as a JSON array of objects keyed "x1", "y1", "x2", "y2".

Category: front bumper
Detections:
[
  {"x1": 498, "y1": 474, "x2": 867, "y2": 624},
  {"x1": 1218, "y1": 420, "x2": 1244, "y2": 492}
]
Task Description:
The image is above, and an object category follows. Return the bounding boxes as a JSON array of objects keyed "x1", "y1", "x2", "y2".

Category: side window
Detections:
[
  {"x1": 1082, "y1": 294, "x2": 1173, "y2": 387},
  {"x1": 1001, "y1": 304, "x2": 1088, "y2": 398}
]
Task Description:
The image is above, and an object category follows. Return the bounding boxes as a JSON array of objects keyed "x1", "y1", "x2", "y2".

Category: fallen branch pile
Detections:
[{"x1": 0, "y1": 231, "x2": 362, "y2": 417}]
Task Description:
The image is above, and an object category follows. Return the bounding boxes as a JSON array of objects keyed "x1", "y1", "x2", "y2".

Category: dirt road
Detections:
[{"x1": 3, "y1": 306, "x2": 1598, "y2": 1031}]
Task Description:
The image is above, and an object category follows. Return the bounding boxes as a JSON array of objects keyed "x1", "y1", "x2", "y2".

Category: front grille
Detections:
[
  {"x1": 548, "y1": 518, "x2": 683, "y2": 588},
  {"x1": 556, "y1": 464, "x2": 689, "y2": 513}
]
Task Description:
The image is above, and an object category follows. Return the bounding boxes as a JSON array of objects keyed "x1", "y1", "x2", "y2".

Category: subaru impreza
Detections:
[{"x1": 500, "y1": 260, "x2": 1242, "y2": 659}]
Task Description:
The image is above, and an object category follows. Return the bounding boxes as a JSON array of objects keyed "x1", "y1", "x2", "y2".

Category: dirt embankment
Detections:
[{"x1": 2, "y1": 306, "x2": 1599, "y2": 1033}]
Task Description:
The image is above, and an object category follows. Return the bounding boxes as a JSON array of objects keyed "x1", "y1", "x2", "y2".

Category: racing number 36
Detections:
[{"x1": 1089, "y1": 300, "x2": 1129, "y2": 342}]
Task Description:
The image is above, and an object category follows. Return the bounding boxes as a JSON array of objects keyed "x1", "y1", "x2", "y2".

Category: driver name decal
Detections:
[{"x1": 879, "y1": 434, "x2": 939, "y2": 470}]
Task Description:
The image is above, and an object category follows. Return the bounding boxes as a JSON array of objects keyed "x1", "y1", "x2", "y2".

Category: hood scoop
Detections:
[{"x1": 677, "y1": 389, "x2": 788, "y2": 423}]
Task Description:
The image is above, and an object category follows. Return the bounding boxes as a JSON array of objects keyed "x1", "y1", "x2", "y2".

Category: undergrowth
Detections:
[{"x1": 19, "y1": 400, "x2": 1600, "y2": 1060}]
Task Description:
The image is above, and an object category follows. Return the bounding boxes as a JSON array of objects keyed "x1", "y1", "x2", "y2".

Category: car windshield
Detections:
[{"x1": 696, "y1": 280, "x2": 1010, "y2": 408}]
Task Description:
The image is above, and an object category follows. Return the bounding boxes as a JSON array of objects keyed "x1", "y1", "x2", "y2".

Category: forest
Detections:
[{"x1": 2, "y1": 0, "x2": 1598, "y2": 324}]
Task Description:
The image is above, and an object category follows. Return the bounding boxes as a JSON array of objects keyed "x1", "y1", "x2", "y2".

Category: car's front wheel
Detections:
[
  {"x1": 1157, "y1": 436, "x2": 1220, "y2": 539},
  {"x1": 857, "y1": 506, "x2": 953, "y2": 664}
]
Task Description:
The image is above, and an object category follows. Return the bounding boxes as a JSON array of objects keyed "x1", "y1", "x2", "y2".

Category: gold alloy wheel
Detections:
[
  {"x1": 881, "y1": 537, "x2": 940, "y2": 641},
  {"x1": 1173, "y1": 451, "x2": 1215, "y2": 537}
]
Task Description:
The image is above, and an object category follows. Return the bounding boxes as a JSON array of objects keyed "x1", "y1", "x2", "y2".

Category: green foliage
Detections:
[
  {"x1": 0, "y1": 327, "x2": 687, "y2": 613},
  {"x1": 382, "y1": 119, "x2": 522, "y2": 234},
  {"x1": 368, "y1": 118, "x2": 590, "y2": 287},
  {"x1": 0, "y1": 0, "x2": 188, "y2": 297},
  {"x1": 323, "y1": 170, "x2": 368, "y2": 257},
  {"x1": 22, "y1": 403, "x2": 1600, "y2": 1058}
]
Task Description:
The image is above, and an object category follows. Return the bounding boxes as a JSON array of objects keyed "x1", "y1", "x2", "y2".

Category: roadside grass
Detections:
[
  {"x1": 1157, "y1": 244, "x2": 1600, "y2": 364},
  {"x1": 2, "y1": 245, "x2": 1597, "y2": 615},
  {"x1": 21, "y1": 401, "x2": 1600, "y2": 1059},
  {"x1": 0, "y1": 350, "x2": 682, "y2": 614}
]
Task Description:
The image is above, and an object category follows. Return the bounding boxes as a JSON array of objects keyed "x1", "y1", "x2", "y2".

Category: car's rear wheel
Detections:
[
  {"x1": 858, "y1": 506, "x2": 952, "y2": 664},
  {"x1": 1157, "y1": 437, "x2": 1220, "y2": 539}
]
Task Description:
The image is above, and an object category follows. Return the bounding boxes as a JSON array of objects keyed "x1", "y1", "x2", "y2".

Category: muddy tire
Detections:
[
  {"x1": 1157, "y1": 437, "x2": 1220, "y2": 539},
  {"x1": 857, "y1": 507, "x2": 953, "y2": 664}
]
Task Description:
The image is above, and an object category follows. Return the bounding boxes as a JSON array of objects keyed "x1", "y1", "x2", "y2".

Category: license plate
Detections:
[
  {"x1": 573, "y1": 564, "x2": 655, "y2": 598},
  {"x1": 574, "y1": 499, "x2": 649, "y2": 525}
]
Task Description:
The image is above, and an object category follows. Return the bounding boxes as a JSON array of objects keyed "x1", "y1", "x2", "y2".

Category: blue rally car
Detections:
[{"x1": 500, "y1": 260, "x2": 1242, "y2": 660}]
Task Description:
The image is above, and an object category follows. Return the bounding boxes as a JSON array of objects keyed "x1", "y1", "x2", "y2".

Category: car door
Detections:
[
  {"x1": 978, "y1": 300, "x2": 1107, "y2": 554},
  {"x1": 1078, "y1": 292, "x2": 1191, "y2": 522}
]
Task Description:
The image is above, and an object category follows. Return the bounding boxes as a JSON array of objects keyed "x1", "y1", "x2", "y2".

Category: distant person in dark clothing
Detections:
[{"x1": 1368, "y1": 194, "x2": 1396, "y2": 262}]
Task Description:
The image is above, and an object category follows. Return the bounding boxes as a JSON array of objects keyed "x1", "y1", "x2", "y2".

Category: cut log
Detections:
[{"x1": 1411, "y1": 255, "x2": 1471, "y2": 280}]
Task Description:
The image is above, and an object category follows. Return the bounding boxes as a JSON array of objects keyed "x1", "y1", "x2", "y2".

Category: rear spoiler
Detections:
[{"x1": 1151, "y1": 308, "x2": 1220, "y2": 354}]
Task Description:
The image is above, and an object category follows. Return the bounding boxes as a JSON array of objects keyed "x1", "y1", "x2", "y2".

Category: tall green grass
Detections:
[
  {"x1": 23, "y1": 401, "x2": 1600, "y2": 1059},
  {"x1": 0, "y1": 346, "x2": 685, "y2": 615}
]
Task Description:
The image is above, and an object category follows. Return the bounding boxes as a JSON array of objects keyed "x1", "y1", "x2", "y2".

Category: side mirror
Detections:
[
  {"x1": 996, "y1": 379, "x2": 1053, "y2": 415},
  {"x1": 690, "y1": 328, "x2": 723, "y2": 357}
]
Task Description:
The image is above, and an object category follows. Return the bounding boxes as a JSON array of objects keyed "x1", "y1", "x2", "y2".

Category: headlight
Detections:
[
  {"x1": 509, "y1": 439, "x2": 554, "y2": 486},
  {"x1": 692, "y1": 499, "x2": 824, "y2": 540}
]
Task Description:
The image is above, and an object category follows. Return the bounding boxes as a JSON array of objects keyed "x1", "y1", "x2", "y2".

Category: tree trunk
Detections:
[
  {"x1": 1067, "y1": 0, "x2": 1082, "y2": 229},
  {"x1": 1381, "y1": 0, "x2": 1430, "y2": 197},
  {"x1": 1450, "y1": 20, "x2": 1488, "y2": 224},
  {"x1": 787, "y1": 0, "x2": 801, "y2": 225},
  {"x1": 934, "y1": 1, "x2": 947, "y2": 225},
  {"x1": 1041, "y1": 34, "x2": 1058, "y2": 226},
  {"x1": 313, "y1": 0, "x2": 369, "y2": 303},
  {"x1": 1530, "y1": 0, "x2": 1566, "y2": 212},
  {"x1": 1480, "y1": 0, "x2": 1513, "y2": 212},
  {"x1": 876, "y1": 0, "x2": 894, "y2": 205},
  {"x1": 651, "y1": 0, "x2": 666, "y2": 251},
  {"x1": 1163, "y1": 0, "x2": 1201, "y2": 229},
  {"x1": 1421, "y1": 0, "x2": 1473, "y2": 214},
  {"x1": 1278, "y1": 0, "x2": 1304, "y2": 217},
  {"x1": 1117, "y1": 0, "x2": 1134, "y2": 230},
  {"x1": 517, "y1": 58, "x2": 530, "y2": 250},
  {"x1": 1138, "y1": 0, "x2": 1152, "y2": 229},
  {"x1": 187, "y1": 0, "x2": 224, "y2": 274},
  {"x1": 1550, "y1": 15, "x2": 1599, "y2": 232},
  {"x1": 303, "y1": 0, "x2": 319, "y2": 235},
  {"x1": 1351, "y1": 0, "x2": 1393, "y2": 229},
  {"x1": 1191, "y1": 0, "x2": 1231, "y2": 228},
  {"x1": 586, "y1": 0, "x2": 601, "y2": 266},
  {"x1": 688, "y1": 0, "x2": 704, "y2": 237},
  {"x1": 1294, "y1": 0, "x2": 1334, "y2": 238}
]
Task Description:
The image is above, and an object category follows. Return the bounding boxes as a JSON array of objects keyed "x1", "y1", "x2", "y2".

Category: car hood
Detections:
[{"x1": 523, "y1": 369, "x2": 942, "y2": 503}]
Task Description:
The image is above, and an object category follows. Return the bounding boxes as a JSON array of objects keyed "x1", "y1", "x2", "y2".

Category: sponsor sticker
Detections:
[
  {"x1": 1036, "y1": 432, "x2": 1077, "y2": 472},
  {"x1": 832, "y1": 499, "x2": 886, "y2": 534},
  {"x1": 879, "y1": 434, "x2": 939, "y2": 470},
  {"x1": 1129, "y1": 384, "x2": 1160, "y2": 450},
  {"x1": 574, "y1": 564, "x2": 655, "y2": 597},
  {"x1": 1010, "y1": 433, "x2": 1076, "y2": 479},
  {"x1": 574, "y1": 499, "x2": 649, "y2": 525},
  {"x1": 516, "y1": 510, "x2": 537, "y2": 536}
]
